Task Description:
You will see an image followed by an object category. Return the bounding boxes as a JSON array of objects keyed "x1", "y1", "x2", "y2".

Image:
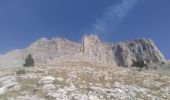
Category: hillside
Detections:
[
  {"x1": 0, "y1": 61, "x2": 170, "y2": 100},
  {"x1": 0, "y1": 35, "x2": 169, "y2": 100}
]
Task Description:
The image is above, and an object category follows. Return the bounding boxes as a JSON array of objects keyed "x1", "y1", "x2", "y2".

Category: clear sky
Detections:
[{"x1": 0, "y1": 0, "x2": 170, "y2": 59}]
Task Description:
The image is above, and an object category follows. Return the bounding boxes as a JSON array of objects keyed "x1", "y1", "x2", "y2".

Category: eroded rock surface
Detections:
[{"x1": 0, "y1": 35, "x2": 165, "y2": 68}]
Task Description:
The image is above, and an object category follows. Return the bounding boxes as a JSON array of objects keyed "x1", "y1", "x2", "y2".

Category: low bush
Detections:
[
  {"x1": 16, "y1": 70, "x2": 26, "y2": 75},
  {"x1": 132, "y1": 60, "x2": 146, "y2": 69}
]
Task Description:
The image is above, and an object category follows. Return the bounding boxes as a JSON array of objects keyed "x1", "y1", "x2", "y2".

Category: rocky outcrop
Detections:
[
  {"x1": 0, "y1": 49, "x2": 27, "y2": 68},
  {"x1": 0, "y1": 34, "x2": 165, "y2": 68},
  {"x1": 82, "y1": 35, "x2": 117, "y2": 65},
  {"x1": 27, "y1": 37, "x2": 82, "y2": 64},
  {"x1": 82, "y1": 35, "x2": 165, "y2": 67},
  {"x1": 113, "y1": 38, "x2": 165, "y2": 67}
]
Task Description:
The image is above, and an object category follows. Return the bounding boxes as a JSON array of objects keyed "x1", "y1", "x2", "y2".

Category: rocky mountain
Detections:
[
  {"x1": 0, "y1": 34, "x2": 165, "y2": 68},
  {"x1": 0, "y1": 35, "x2": 170, "y2": 100}
]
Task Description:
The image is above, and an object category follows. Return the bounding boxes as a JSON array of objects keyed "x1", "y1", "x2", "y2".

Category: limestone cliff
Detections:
[
  {"x1": 82, "y1": 35, "x2": 165, "y2": 67},
  {"x1": 0, "y1": 35, "x2": 165, "y2": 68}
]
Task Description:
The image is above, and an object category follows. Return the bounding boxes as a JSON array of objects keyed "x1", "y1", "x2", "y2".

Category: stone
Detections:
[
  {"x1": 82, "y1": 35, "x2": 165, "y2": 67},
  {"x1": 89, "y1": 95, "x2": 100, "y2": 100},
  {"x1": 0, "y1": 76, "x2": 19, "y2": 91},
  {"x1": 16, "y1": 95, "x2": 45, "y2": 100},
  {"x1": 56, "y1": 77, "x2": 64, "y2": 81},
  {"x1": 18, "y1": 73, "x2": 38, "y2": 79},
  {"x1": 39, "y1": 76, "x2": 55, "y2": 85},
  {"x1": 42, "y1": 84, "x2": 56, "y2": 92},
  {"x1": 11, "y1": 85, "x2": 21, "y2": 91},
  {"x1": 3, "y1": 82, "x2": 18, "y2": 89},
  {"x1": 0, "y1": 87, "x2": 7, "y2": 95},
  {"x1": 0, "y1": 34, "x2": 165, "y2": 68}
]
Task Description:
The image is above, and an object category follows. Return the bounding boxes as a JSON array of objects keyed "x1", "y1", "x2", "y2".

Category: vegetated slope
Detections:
[{"x1": 0, "y1": 61, "x2": 170, "y2": 100}]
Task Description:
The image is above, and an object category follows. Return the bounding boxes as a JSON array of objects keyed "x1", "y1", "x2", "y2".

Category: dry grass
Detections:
[{"x1": 0, "y1": 61, "x2": 170, "y2": 99}]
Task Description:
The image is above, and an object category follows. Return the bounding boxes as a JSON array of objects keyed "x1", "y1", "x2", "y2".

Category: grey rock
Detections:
[
  {"x1": 42, "y1": 84, "x2": 56, "y2": 92},
  {"x1": 0, "y1": 76, "x2": 21, "y2": 95},
  {"x1": 82, "y1": 35, "x2": 165, "y2": 67},
  {"x1": 15, "y1": 95, "x2": 45, "y2": 100},
  {"x1": 0, "y1": 34, "x2": 165, "y2": 68},
  {"x1": 0, "y1": 87, "x2": 7, "y2": 95},
  {"x1": 38, "y1": 76, "x2": 55, "y2": 85}
]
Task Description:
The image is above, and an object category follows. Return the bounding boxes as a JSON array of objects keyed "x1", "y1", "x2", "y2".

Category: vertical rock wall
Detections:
[
  {"x1": 0, "y1": 34, "x2": 165, "y2": 68},
  {"x1": 82, "y1": 35, "x2": 165, "y2": 67}
]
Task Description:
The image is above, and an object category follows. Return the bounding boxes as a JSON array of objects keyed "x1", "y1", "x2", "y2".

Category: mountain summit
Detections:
[{"x1": 0, "y1": 35, "x2": 165, "y2": 68}]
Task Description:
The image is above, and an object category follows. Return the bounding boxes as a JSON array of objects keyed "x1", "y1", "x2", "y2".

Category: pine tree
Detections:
[{"x1": 23, "y1": 53, "x2": 34, "y2": 67}]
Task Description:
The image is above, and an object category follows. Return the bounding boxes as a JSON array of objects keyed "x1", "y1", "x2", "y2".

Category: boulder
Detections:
[
  {"x1": 42, "y1": 84, "x2": 56, "y2": 92},
  {"x1": 0, "y1": 87, "x2": 7, "y2": 95},
  {"x1": 39, "y1": 76, "x2": 55, "y2": 85}
]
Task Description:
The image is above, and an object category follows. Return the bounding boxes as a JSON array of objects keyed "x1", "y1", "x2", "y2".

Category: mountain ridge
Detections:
[{"x1": 0, "y1": 34, "x2": 165, "y2": 68}]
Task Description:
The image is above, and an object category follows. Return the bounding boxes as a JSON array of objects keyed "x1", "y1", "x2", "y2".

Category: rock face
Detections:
[
  {"x1": 0, "y1": 34, "x2": 165, "y2": 68},
  {"x1": 27, "y1": 38, "x2": 82, "y2": 64},
  {"x1": 83, "y1": 35, "x2": 117, "y2": 65},
  {"x1": 82, "y1": 35, "x2": 165, "y2": 67}
]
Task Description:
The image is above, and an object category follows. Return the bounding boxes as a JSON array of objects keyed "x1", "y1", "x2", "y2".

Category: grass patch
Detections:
[
  {"x1": 16, "y1": 69, "x2": 26, "y2": 76},
  {"x1": 0, "y1": 90, "x2": 21, "y2": 100}
]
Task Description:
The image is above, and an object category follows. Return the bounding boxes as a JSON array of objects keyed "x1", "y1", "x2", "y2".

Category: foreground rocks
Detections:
[
  {"x1": 0, "y1": 61, "x2": 170, "y2": 100},
  {"x1": 0, "y1": 76, "x2": 21, "y2": 95}
]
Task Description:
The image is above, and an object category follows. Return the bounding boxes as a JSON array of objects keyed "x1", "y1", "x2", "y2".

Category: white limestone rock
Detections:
[
  {"x1": 16, "y1": 95, "x2": 45, "y2": 100},
  {"x1": 39, "y1": 76, "x2": 55, "y2": 85},
  {"x1": 42, "y1": 84, "x2": 56, "y2": 92},
  {"x1": 56, "y1": 77, "x2": 64, "y2": 81},
  {"x1": 0, "y1": 87, "x2": 7, "y2": 95}
]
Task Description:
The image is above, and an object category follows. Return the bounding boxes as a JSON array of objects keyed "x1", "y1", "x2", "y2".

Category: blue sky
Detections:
[{"x1": 0, "y1": 0, "x2": 170, "y2": 59}]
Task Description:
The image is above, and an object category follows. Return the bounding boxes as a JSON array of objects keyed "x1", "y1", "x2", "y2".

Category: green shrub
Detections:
[
  {"x1": 16, "y1": 70, "x2": 26, "y2": 75},
  {"x1": 153, "y1": 66, "x2": 157, "y2": 70},
  {"x1": 23, "y1": 53, "x2": 34, "y2": 67},
  {"x1": 161, "y1": 61, "x2": 166, "y2": 65},
  {"x1": 132, "y1": 60, "x2": 146, "y2": 68}
]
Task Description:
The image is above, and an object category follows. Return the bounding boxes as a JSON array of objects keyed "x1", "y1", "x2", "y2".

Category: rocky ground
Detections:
[{"x1": 0, "y1": 61, "x2": 170, "y2": 100}]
